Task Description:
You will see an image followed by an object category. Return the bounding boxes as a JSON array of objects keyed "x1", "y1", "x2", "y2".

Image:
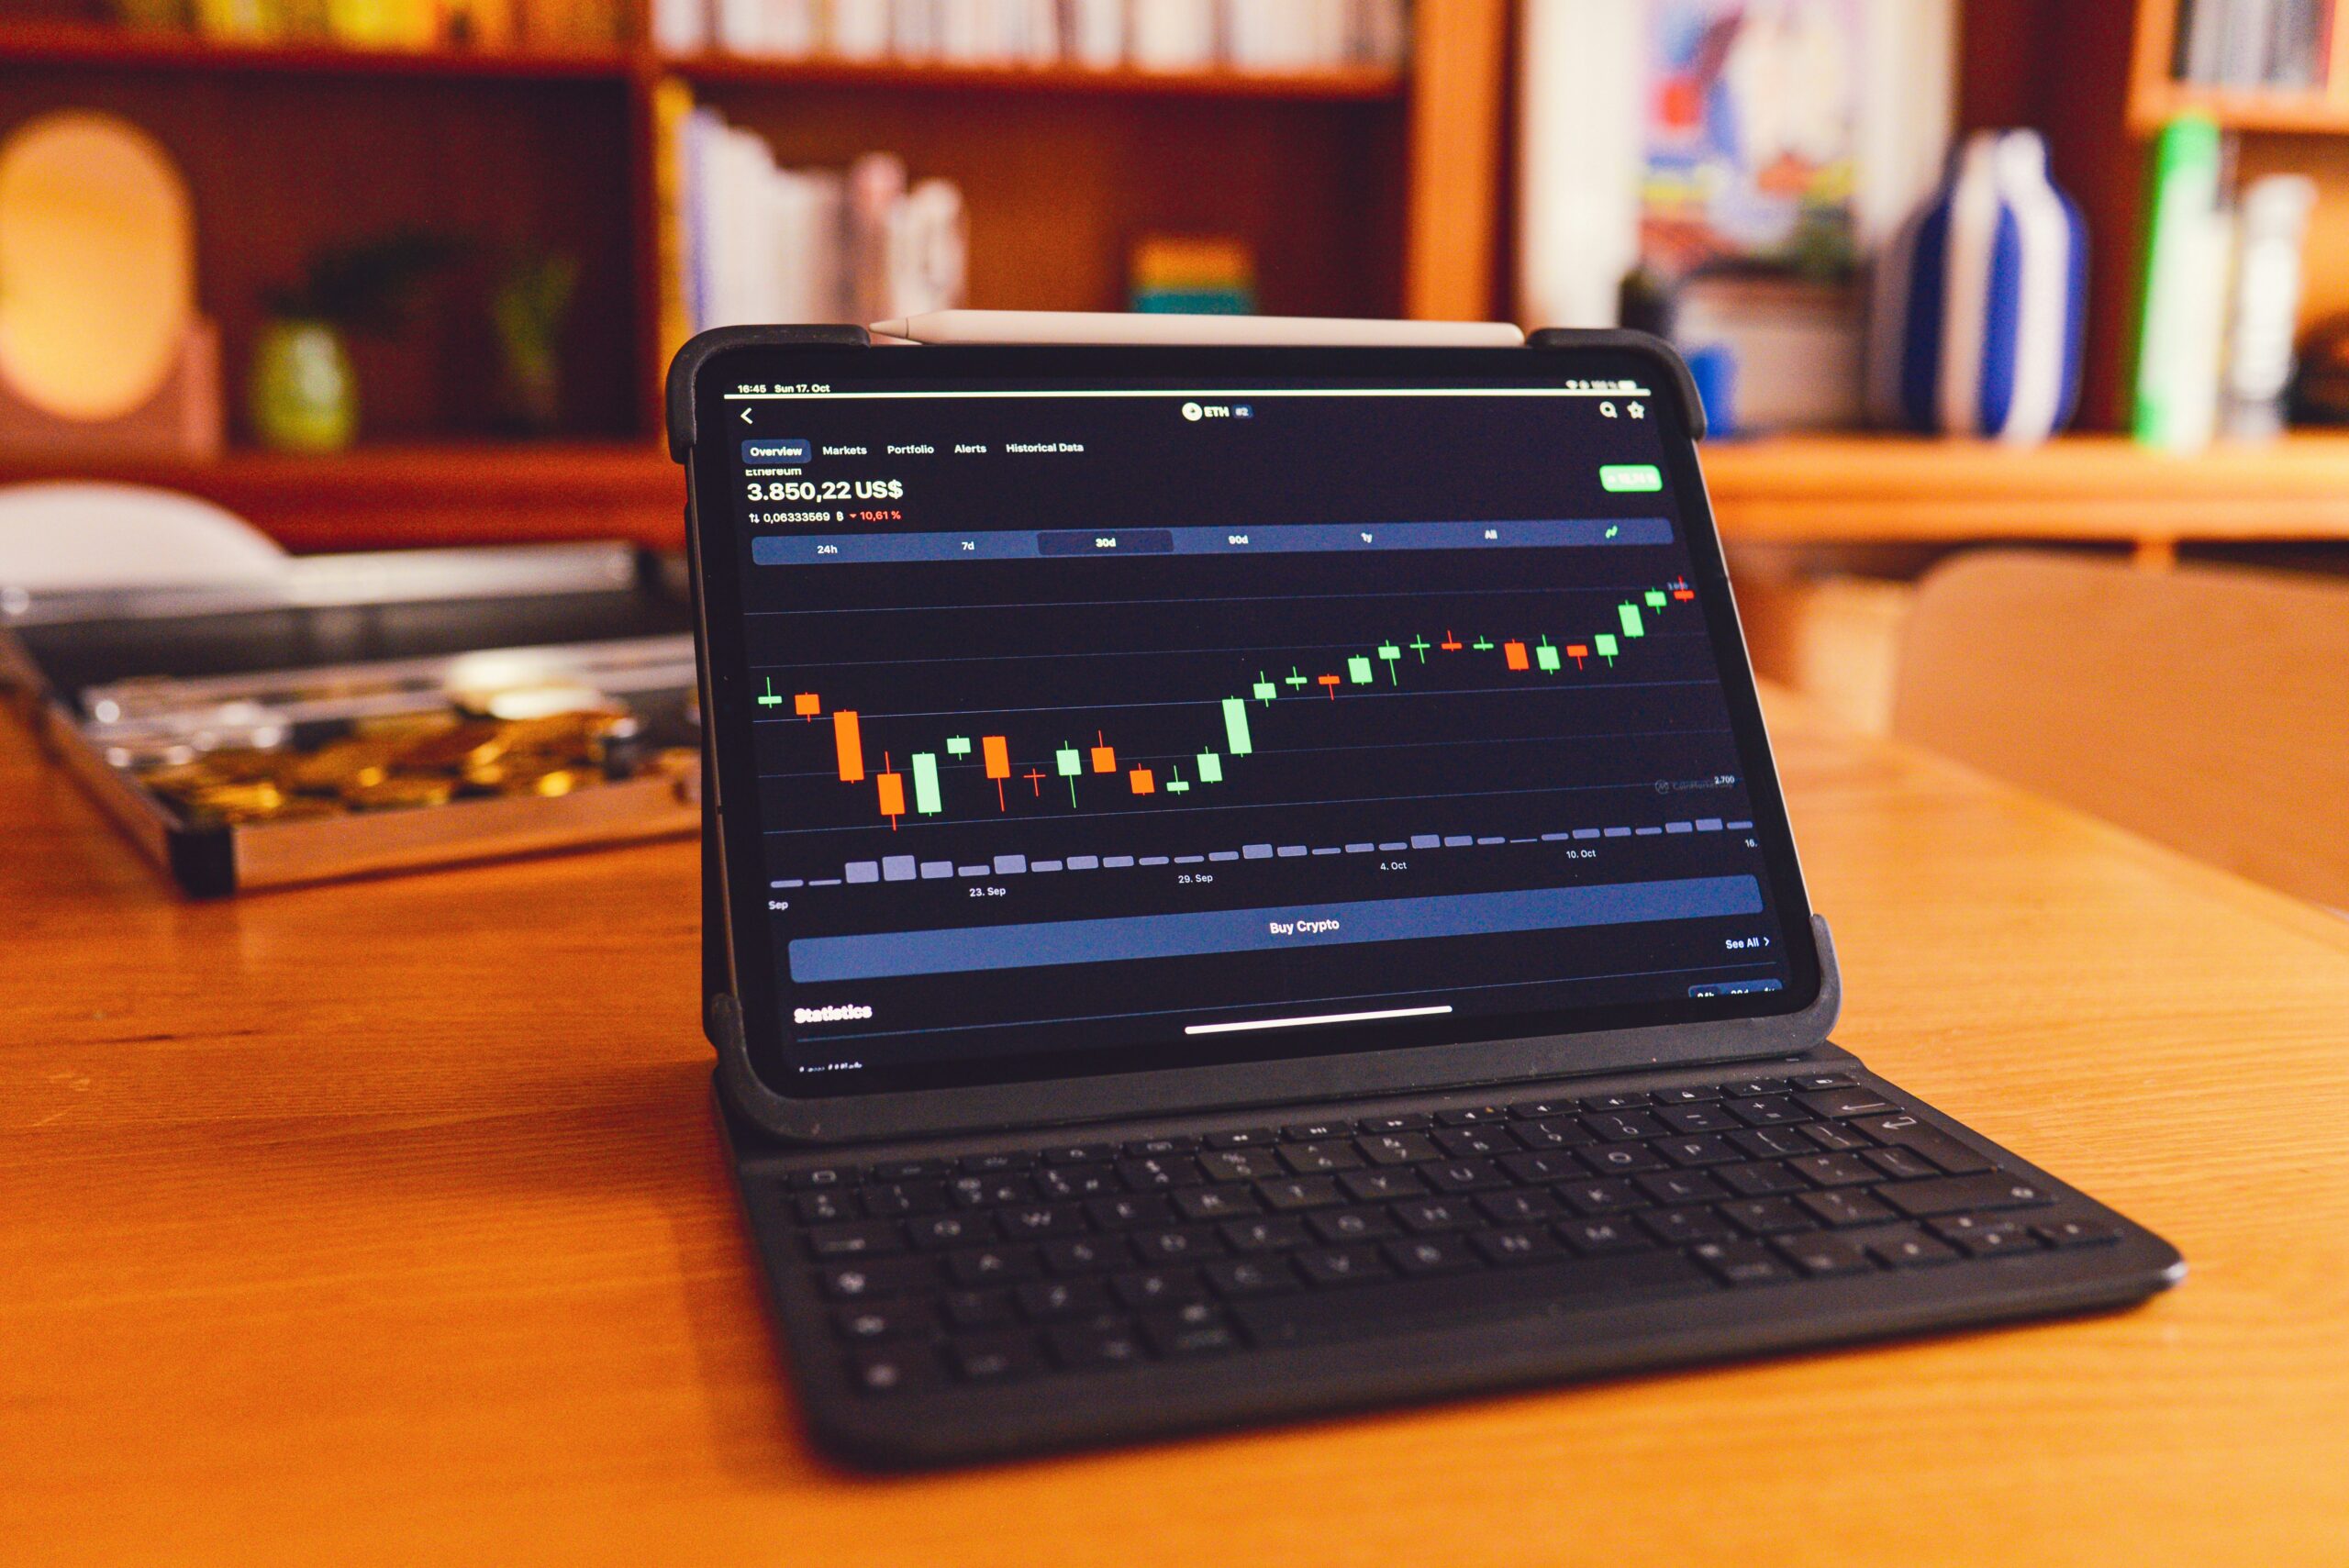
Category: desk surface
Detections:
[{"x1": 6, "y1": 689, "x2": 2348, "y2": 1567}]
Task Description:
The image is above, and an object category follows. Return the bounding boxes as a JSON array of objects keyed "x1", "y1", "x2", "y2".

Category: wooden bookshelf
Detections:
[
  {"x1": 0, "y1": 5, "x2": 1501, "y2": 477},
  {"x1": 2126, "y1": 0, "x2": 2349, "y2": 132}
]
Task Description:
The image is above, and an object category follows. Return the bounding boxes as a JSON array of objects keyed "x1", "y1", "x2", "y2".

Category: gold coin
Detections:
[
  {"x1": 352, "y1": 710, "x2": 458, "y2": 742},
  {"x1": 391, "y1": 720, "x2": 507, "y2": 772},
  {"x1": 285, "y1": 739, "x2": 397, "y2": 793},
  {"x1": 196, "y1": 748, "x2": 297, "y2": 785},
  {"x1": 342, "y1": 774, "x2": 457, "y2": 811}
]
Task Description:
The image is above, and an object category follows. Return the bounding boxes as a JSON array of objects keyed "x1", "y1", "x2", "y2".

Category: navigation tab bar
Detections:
[{"x1": 751, "y1": 515, "x2": 1673, "y2": 566}]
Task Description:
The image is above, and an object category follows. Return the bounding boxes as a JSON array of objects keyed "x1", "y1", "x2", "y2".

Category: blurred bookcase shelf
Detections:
[
  {"x1": 0, "y1": 21, "x2": 632, "y2": 79},
  {"x1": 13, "y1": 433, "x2": 2349, "y2": 559},
  {"x1": 2126, "y1": 0, "x2": 2349, "y2": 134},
  {"x1": 659, "y1": 53, "x2": 1406, "y2": 99}
]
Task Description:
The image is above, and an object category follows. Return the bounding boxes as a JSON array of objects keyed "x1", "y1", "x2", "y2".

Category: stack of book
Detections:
[
  {"x1": 2172, "y1": 0, "x2": 2332, "y2": 92},
  {"x1": 152, "y1": 0, "x2": 624, "y2": 49},
  {"x1": 653, "y1": 0, "x2": 1408, "y2": 73},
  {"x1": 654, "y1": 89, "x2": 967, "y2": 348}
]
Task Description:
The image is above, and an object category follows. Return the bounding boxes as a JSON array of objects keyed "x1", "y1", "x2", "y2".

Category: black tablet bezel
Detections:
[{"x1": 678, "y1": 328, "x2": 1831, "y2": 1142}]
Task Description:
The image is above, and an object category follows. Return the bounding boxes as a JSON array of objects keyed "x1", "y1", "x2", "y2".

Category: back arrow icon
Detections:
[{"x1": 741, "y1": 408, "x2": 753, "y2": 423}]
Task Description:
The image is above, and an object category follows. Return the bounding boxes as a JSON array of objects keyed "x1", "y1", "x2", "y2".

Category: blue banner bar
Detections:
[
  {"x1": 787, "y1": 873, "x2": 1762, "y2": 983},
  {"x1": 751, "y1": 516, "x2": 1672, "y2": 566}
]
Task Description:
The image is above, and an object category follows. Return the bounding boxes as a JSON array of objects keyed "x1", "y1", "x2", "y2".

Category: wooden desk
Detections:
[{"x1": 6, "y1": 690, "x2": 2347, "y2": 1566}]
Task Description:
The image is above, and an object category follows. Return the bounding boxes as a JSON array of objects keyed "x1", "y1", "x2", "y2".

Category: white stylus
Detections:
[{"x1": 867, "y1": 310, "x2": 1526, "y2": 348}]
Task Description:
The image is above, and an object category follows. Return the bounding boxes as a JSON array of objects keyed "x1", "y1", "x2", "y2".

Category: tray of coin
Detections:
[{"x1": 0, "y1": 541, "x2": 702, "y2": 895}]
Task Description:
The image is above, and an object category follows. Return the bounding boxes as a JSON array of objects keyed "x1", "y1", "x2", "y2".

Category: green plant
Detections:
[
  {"x1": 489, "y1": 247, "x2": 580, "y2": 434},
  {"x1": 263, "y1": 229, "x2": 462, "y2": 333}
]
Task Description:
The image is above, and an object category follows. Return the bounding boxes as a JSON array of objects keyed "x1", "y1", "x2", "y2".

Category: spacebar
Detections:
[{"x1": 1233, "y1": 1252, "x2": 1713, "y2": 1347}]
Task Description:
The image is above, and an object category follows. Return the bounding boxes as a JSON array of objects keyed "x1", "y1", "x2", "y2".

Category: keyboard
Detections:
[{"x1": 760, "y1": 1070, "x2": 2134, "y2": 1400}]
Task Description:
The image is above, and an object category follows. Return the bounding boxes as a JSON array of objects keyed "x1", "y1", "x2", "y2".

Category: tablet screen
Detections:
[{"x1": 693, "y1": 345, "x2": 1816, "y2": 1095}]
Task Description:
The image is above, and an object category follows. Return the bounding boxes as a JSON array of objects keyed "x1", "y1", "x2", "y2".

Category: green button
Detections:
[{"x1": 1599, "y1": 463, "x2": 1663, "y2": 493}]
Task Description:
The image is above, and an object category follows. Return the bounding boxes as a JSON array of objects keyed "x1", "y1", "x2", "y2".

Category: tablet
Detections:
[{"x1": 680, "y1": 335, "x2": 1819, "y2": 1107}]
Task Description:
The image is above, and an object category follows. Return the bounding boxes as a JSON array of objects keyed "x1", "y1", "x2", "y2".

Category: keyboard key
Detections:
[
  {"x1": 1579, "y1": 1092, "x2": 1653, "y2": 1112},
  {"x1": 1929, "y1": 1217, "x2": 2039, "y2": 1258},
  {"x1": 850, "y1": 1345, "x2": 938, "y2": 1395},
  {"x1": 1424, "y1": 1158, "x2": 1510, "y2": 1193},
  {"x1": 1122, "y1": 1135, "x2": 1199, "y2": 1157},
  {"x1": 2034, "y1": 1218, "x2": 2122, "y2": 1249},
  {"x1": 1636, "y1": 1170, "x2": 1727, "y2": 1207},
  {"x1": 1714, "y1": 1162, "x2": 1807, "y2": 1197},
  {"x1": 1435, "y1": 1106, "x2": 1509, "y2": 1126},
  {"x1": 1386, "y1": 1235, "x2": 1478, "y2": 1276},
  {"x1": 1432, "y1": 1126, "x2": 1516, "y2": 1159},
  {"x1": 1310, "y1": 1207, "x2": 1398, "y2": 1243},
  {"x1": 1508, "y1": 1098, "x2": 1572, "y2": 1119},
  {"x1": 1787, "y1": 1153, "x2": 1879, "y2": 1188},
  {"x1": 1203, "y1": 1128, "x2": 1278, "y2": 1150},
  {"x1": 947, "y1": 1245, "x2": 1041, "y2": 1285},
  {"x1": 1087, "y1": 1194, "x2": 1174, "y2": 1229},
  {"x1": 1476, "y1": 1189, "x2": 1562, "y2": 1224},
  {"x1": 1047, "y1": 1320, "x2": 1147, "y2": 1370},
  {"x1": 1580, "y1": 1111, "x2": 1666, "y2": 1141},
  {"x1": 788, "y1": 1166, "x2": 855, "y2": 1191},
  {"x1": 958, "y1": 1152, "x2": 1032, "y2": 1174},
  {"x1": 1282, "y1": 1119, "x2": 1353, "y2": 1141},
  {"x1": 1690, "y1": 1240, "x2": 1795, "y2": 1286},
  {"x1": 1219, "y1": 1217, "x2": 1310, "y2": 1252},
  {"x1": 1799, "y1": 1121, "x2": 1876, "y2": 1153},
  {"x1": 1577, "y1": 1142, "x2": 1667, "y2": 1175},
  {"x1": 1236, "y1": 1251, "x2": 1707, "y2": 1345},
  {"x1": 1500, "y1": 1151, "x2": 1582, "y2": 1184},
  {"x1": 1510, "y1": 1118, "x2": 1596, "y2": 1151},
  {"x1": 1358, "y1": 1132, "x2": 1442, "y2": 1165},
  {"x1": 1877, "y1": 1174, "x2": 2054, "y2": 1219},
  {"x1": 1041, "y1": 1235, "x2": 1125, "y2": 1273},
  {"x1": 1797, "y1": 1085, "x2": 1899, "y2": 1118},
  {"x1": 941, "y1": 1288, "x2": 1018, "y2": 1328},
  {"x1": 1112, "y1": 1267, "x2": 1207, "y2": 1309},
  {"x1": 1172, "y1": 1186, "x2": 1260, "y2": 1222},
  {"x1": 1200, "y1": 1150, "x2": 1283, "y2": 1183},
  {"x1": 1868, "y1": 1229, "x2": 1962, "y2": 1268},
  {"x1": 818, "y1": 1258, "x2": 933, "y2": 1300},
  {"x1": 1141, "y1": 1304, "x2": 1240, "y2": 1357},
  {"x1": 1337, "y1": 1168, "x2": 1426, "y2": 1203},
  {"x1": 996, "y1": 1203, "x2": 1084, "y2": 1239},
  {"x1": 1721, "y1": 1197, "x2": 1815, "y2": 1236},
  {"x1": 1797, "y1": 1189, "x2": 1898, "y2": 1229},
  {"x1": 1652, "y1": 1085, "x2": 1723, "y2": 1105},
  {"x1": 1721, "y1": 1078, "x2": 1791, "y2": 1098},
  {"x1": 1730, "y1": 1095, "x2": 1809, "y2": 1127},
  {"x1": 1044, "y1": 1142, "x2": 1117, "y2": 1165},
  {"x1": 1117, "y1": 1155, "x2": 1204, "y2": 1190},
  {"x1": 832, "y1": 1301, "x2": 931, "y2": 1341},
  {"x1": 1851, "y1": 1116, "x2": 1994, "y2": 1174},
  {"x1": 1556, "y1": 1178, "x2": 1644, "y2": 1215},
  {"x1": 951, "y1": 1175, "x2": 1036, "y2": 1209},
  {"x1": 806, "y1": 1221, "x2": 904, "y2": 1258},
  {"x1": 1859, "y1": 1147, "x2": 1940, "y2": 1182},
  {"x1": 1259, "y1": 1176, "x2": 1346, "y2": 1212},
  {"x1": 1473, "y1": 1226, "x2": 1566, "y2": 1265},
  {"x1": 1655, "y1": 1104, "x2": 1739, "y2": 1134},
  {"x1": 1359, "y1": 1113, "x2": 1431, "y2": 1133},
  {"x1": 862, "y1": 1181, "x2": 947, "y2": 1218},
  {"x1": 1281, "y1": 1140, "x2": 1364, "y2": 1173},
  {"x1": 1557, "y1": 1218, "x2": 1653, "y2": 1255},
  {"x1": 1394, "y1": 1197, "x2": 1475, "y2": 1232},
  {"x1": 1788, "y1": 1073, "x2": 1858, "y2": 1091},
  {"x1": 1656, "y1": 1134, "x2": 1741, "y2": 1166},
  {"x1": 1727, "y1": 1127, "x2": 1813, "y2": 1160},
  {"x1": 794, "y1": 1190, "x2": 856, "y2": 1225},
  {"x1": 951, "y1": 1331, "x2": 1046, "y2": 1382},
  {"x1": 872, "y1": 1160, "x2": 949, "y2": 1182},
  {"x1": 1205, "y1": 1256, "x2": 1298, "y2": 1296},
  {"x1": 1775, "y1": 1232, "x2": 1875, "y2": 1277},
  {"x1": 1036, "y1": 1165, "x2": 1119, "y2": 1200},
  {"x1": 1017, "y1": 1277, "x2": 1111, "y2": 1321},
  {"x1": 1295, "y1": 1245, "x2": 1388, "y2": 1287},
  {"x1": 1134, "y1": 1226, "x2": 1225, "y2": 1263},
  {"x1": 1642, "y1": 1206, "x2": 1734, "y2": 1247}
]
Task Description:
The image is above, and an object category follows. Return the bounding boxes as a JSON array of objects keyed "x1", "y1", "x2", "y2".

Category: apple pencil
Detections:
[{"x1": 867, "y1": 310, "x2": 1526, "y2": 348}]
